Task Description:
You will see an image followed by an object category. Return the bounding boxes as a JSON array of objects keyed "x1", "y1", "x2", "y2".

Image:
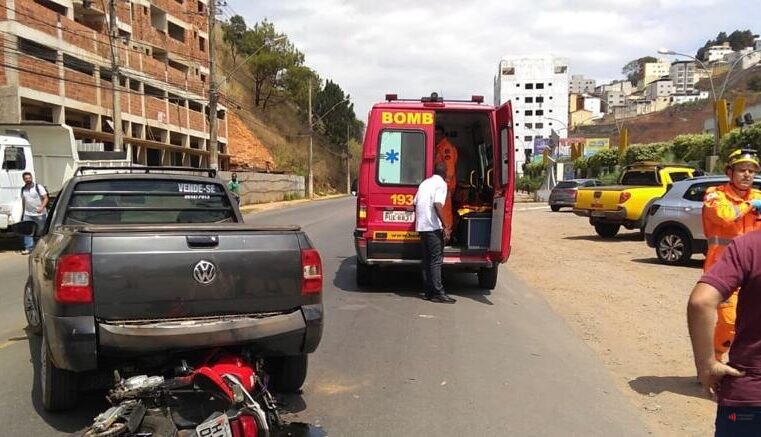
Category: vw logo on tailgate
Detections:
[{"x1": 193, "y1": 260, "x2": 217, "y2": 285}]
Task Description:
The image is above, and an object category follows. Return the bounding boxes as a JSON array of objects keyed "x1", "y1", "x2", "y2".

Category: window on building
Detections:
[
  {"x1": 525, "y1": 110, "x2": 533, "y2": 116},
  {"x1": 198, "y1": 1, "x2": 205, "y2": 13},
  {"x1": 516, "y1": 83, "x2": 520, "y2": 87},
  {"x1": 535, "y1": 122, "x2": 544, "y2": 129},
  {"x1": 99, "y1": 69, "x2": 113, "y2": 83},
  {"x1": 144, "y1": 84, "x2": 165, "y2": 99},
  {"x1": 34, "y1": 0, "x2": 66, "y2": 15},
  {"x1": 63, "y1": 55, "x2": 94, "y2": 76},
  {"x1": 199, "y1": 36, "x2": 206, "y2": 52},
  {"x1": 502, "y1": 67, "x2": 515, "y2": 75},
  {"x1": 536, "y1": 96, "x2": 544, "y2": 103},
  {"x1": 524, "y1": 136, "x2": 533, "y2": 142},
  {"x1": 525, "y1": 83, "x2": 534, "y2": 89},
  {"x1": 189, "y1": 100, "x2": 203, "y2": 112},
  {"x1": 536, "y1": 83, "x2": 544, "y2": 89},
  {"x1": 549, "y1": 96, "x2": 553, "y2": 100},
  {"x1": 525, "y1": 123, "x2": 533, "y2": 129},
  {"x1": 525, "y1": 97, "x2": 534, "y2": 103},
  {"x1": 168, "y1": 22, "x2": 185, "y2": 42},
  {"x1": 376, "y1": 130, "x2": 426, "y2": 186},
  {"x1": 515, "y1": 109, "x2": 520, "y2": 114},
  {"x1": 18, "y1": 38, "x2": 57, "y2": 64},
  {"x1": 129, "y1": 79, "x2": 141, "y2": 92},
  {"x1": 536, "y1": 110, "x2": 544, "y2": 116}
]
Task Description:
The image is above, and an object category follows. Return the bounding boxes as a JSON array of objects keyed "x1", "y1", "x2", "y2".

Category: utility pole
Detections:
[
  {"x1": 207, "y1": 0, "x2": 219, "y2": 170},
  {"x1": 307, "y1": 78, "x2": 314, "y2": 199},
  {"x1": 346, "y1": 124, "x2": 351, "y2": 194},
  {"x1": 108, "y1": 0, "x2": 122, "y2": 152}
]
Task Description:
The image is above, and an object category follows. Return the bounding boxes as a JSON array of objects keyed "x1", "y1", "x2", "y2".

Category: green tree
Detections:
[
  {"x1": 748, "y1": 75, "x2": 761, "y2": 92},
  {"x1": 222, "y1": 15, "x2": 248, "y2": 64},
  {"x1": 672, "y1": 133, "x2": 713, "y2": 168},
  {"x1": 719, "y1": 123, "x2": 761, "y2": 160},
  {"x1": 314, "y1": 80, "x2": 357, "y2": 150},
  {"x1": 697, "y1": 29, "x2": 756, "y2": 59},
  {"x1": 588, "y1": 148, "x2": 620, "y2": 171},
  {"x1": 244, "y1": 20, "x2": 305, "y2": 110},
  {"x1": 622, "y1": 56, "x2": 658, "y2": 86},
  {"x1": 283, "y1": 65, "x2": 321, "y2": 115},
  {"x1": 621, "y1": 142, "x2": 670, "y2": 165}
]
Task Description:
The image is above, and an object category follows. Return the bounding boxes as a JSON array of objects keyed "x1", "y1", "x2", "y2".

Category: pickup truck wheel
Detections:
[
  {"x1": 550, "y1": 205, "x2": 561, "y2": 212},
  {"x1": 23, "y1": 278, "x2": 42, "y2": 335},
  {"x1": 268, "y1": 354, "x2": 308, "y2": 393},
  {"x1": 356, "y1": 260, "x2": 373, "y2": 287},
  {"x1": 594, "y1": 223, "x2": 620, "y2": 239},
  {"x1": 478, "y1": 266, "x2": 499, "y2": 289},
  {"x1": 40, "y1": 332, "x2": 78, "y2": 411},
  {"x1": 656, "y1": 228, "x2": 692, "y2": 265}
]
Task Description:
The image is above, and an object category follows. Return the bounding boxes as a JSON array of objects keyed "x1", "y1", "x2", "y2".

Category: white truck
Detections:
[{"x1": 0, "y1": 123, "x2": 131, "y2": 234}]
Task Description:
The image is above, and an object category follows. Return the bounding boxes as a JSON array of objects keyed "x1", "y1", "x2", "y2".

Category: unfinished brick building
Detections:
[{"x1": 0, "y1": 0, "x2": 230, "y2": 168}]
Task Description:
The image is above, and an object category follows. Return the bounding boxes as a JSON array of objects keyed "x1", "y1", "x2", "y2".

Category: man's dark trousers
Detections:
[{"x1": 419, "y1": 230, "x2": 445, "y2": 297}]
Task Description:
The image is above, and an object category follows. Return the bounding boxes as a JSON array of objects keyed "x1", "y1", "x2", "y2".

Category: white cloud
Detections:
[{"x1": 228, "y1": 0, "x2": 760, "y2": 118}]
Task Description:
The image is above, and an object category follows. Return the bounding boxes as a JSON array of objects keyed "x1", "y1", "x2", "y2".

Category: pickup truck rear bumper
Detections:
[
  {"x1": 573, "y1": 208, "x2": 630, "y2": 224},
  {"x1": 47, "y1": 305, "x2": 323, "y2": 372}
]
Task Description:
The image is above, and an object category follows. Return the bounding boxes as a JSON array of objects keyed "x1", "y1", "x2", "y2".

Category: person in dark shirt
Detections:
[{"x1": 688, "y1": 230, "x2": 761, "y2": 436}]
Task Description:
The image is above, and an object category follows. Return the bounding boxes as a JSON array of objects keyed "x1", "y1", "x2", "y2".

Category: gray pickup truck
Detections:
[{"x1": 23, "y1": 167, "x2": 323, "y2": 411}]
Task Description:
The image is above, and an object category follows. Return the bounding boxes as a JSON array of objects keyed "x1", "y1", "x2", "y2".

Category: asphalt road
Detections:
[{"x1": 0, "y1": 197, "x2": 650, "y2": 436}]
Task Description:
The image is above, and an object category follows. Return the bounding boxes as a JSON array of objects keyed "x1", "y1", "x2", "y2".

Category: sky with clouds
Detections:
[{"x1": 226, "y1": 0, "x2": 760, "y2": 118}]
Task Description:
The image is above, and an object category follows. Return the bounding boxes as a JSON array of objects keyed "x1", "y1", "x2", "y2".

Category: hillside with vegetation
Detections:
[{"x1": 216, "y1": 16, "x2": 364, "y2": 194}]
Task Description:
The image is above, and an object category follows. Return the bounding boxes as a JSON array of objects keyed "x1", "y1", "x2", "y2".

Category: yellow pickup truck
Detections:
[{"x1": 573, "y1": 162, "x2": 698, "y2": 238}]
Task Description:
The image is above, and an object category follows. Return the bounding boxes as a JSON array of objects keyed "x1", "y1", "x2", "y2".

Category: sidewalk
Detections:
[
  {"x1": 240, "y1": 193, "x2": 349, "y2": 214},
  {"x1": 514, "y1": 191, "x2": 536, "y2": 203}
]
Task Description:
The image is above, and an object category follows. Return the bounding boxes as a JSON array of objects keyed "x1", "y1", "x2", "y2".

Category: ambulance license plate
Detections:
[
  {"x1": 195, "y1": 413, "x2": 233, "y2": 437},
  {"x1": 383, "y1": 210, "x2": 414, "y2": 223}
]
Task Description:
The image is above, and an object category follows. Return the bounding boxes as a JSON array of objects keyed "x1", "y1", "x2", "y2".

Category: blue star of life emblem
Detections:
[{"x1": 384, "y1": 149, "x2": 399, "y2": 164}]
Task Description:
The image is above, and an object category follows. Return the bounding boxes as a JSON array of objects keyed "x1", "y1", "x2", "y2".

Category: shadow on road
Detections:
[
  {"x1": 276, "y1": 392, "x2": 307, "y2": 414},
  {"x1": 334, "y1": 256, "x2": 494, "y2": 305},
  {"x1": 628, "y1": 375, "x2": 706, "y2": 400},
  {"x1": 0, "y1": 235, "x2": 23, "y2": 252},
  {"x1": 26, "y1": 333, "x2": 107, "y2": 434},
  {"x1": 564, "y1": 232, "x2": 644, "y2": 242},
  {"x1": 630, "y1": 257, "x2": 704, "y2": 269}
]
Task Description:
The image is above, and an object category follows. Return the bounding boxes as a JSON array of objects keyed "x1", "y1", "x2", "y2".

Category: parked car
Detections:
[
  {"x1": 574, "y1": 162, "x2": 698, "y2": 238},
  {"x1": 548, "y1": 179, "x2": 603, "y2": 212},
  {"x1": 24, "y1": 167, "x2": 324, "y2": 411},
  {"x1": 644, "y1": 175, "x2": 761, "y2": 265}
]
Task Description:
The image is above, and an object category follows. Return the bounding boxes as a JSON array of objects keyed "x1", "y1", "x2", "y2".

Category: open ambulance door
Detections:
[{"x1": 489, "y1": 102, "x2": 515, "y2": 263}]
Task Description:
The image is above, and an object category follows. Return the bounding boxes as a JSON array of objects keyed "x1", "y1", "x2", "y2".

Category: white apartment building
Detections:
[
  {"x1": 724, "y1": 47, "x2": 761, "y2": 71},
  {"x1": 705, "y1": 43, "x2": 734, "y2": 62},
  {"x1": 670, "y1": 61, "x2": 697, "y2": 94},
  {"x1": 641, "y1": 59, "x2": 670, "y2": 88},
  {"x1": 494, "y1": 55, "x2": 569, "y2": 174},
  {"x1": 569, "y1": 74, "x2": 596, "y2": 94},
  {"x1": 671, "y1": 91, "x2": 710, "y2": 105},
  {"x1": 645, "y1": 78, "x2": 674, "y2": 100}
]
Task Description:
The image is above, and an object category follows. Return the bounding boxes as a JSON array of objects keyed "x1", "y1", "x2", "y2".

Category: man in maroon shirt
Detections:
[{"x1": 688, "y1": 230, "x2": 761, "y2": 436}]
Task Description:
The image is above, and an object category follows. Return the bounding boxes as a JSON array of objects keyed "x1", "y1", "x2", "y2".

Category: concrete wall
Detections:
[{"x1": 219, "y1": 171, "x2": 305, "y2": 205}]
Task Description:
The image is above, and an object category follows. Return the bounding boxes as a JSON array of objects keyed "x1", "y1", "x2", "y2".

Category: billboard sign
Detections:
[
  {"x1": 584, "y1": 138, "x2": 610, "y2": 157},
  {"x1": 533, "y1": 137, "x2": 551, "y2": 155}
]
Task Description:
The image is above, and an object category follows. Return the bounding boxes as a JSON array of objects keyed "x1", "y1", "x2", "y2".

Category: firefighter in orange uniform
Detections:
[
  {"x1": 434, "y1": 125, "x2": 458, "y2": 239},
  {"x1": 702, "y1": 148, "x2": 761, "y2": 361}
]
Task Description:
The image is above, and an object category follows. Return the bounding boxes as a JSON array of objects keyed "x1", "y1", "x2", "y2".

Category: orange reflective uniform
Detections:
[
  {"x1": 435, "y1": 137, "x2": 458, "y2": 231},
  {"x1": 702, "y1": 184, "x2": 761, "y2": 360}
]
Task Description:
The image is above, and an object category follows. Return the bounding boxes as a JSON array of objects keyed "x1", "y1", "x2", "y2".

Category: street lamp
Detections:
[
  {"x1": 658, "y1": 48, "x2": 721, "y2": 166},
  {"x1": 307, "y1": 91, "x2": 352, "y2": 199}
]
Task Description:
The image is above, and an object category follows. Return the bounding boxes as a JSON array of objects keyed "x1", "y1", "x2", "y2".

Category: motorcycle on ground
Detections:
[{"x1": 80, "y1": 349, "x2": 281, "y2": 437}]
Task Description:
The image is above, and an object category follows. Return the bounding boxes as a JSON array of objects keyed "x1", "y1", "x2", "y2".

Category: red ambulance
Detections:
[{"x1": 354, "y1": 93, "x2": 515, "y2": 289}]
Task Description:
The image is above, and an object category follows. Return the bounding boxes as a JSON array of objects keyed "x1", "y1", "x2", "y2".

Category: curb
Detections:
[{"x1": 241, "y1": 194, "x2": 350, "y2": 214}]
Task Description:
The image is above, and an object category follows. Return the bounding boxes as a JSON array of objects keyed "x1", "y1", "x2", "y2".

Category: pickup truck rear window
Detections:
[
  {"x1": 64, "y1": 179, "x2": 235, "y2": 225},
  {"x1": 620, "y1": 171, "x2": 660, "y2": 186}
]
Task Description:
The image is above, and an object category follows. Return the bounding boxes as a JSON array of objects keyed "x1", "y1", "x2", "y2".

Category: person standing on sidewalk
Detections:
[
  {"x1": 228, "y1": 172, "x2": 241, "y2": 205},
  {"x1": 20, "y1": 172, "x2": 48, "y2": 255},
  {"x1": 702, "y1": 148, "x2": 761, "y2": 361},
  {"x1": 688, "y1": 230, "x2": 761, "y2": 436},
  {"x1": 414, "y1": 162, "x2": 456, "y2": 304}
]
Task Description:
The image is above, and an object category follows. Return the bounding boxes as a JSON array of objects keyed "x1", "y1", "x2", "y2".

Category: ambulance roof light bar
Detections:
[
  {"x1": 471, "y1": 95, "x2": 484, "y2": 103},
  {"x1": 385, "y1": 94, "x2": 398, "y2": 101},
  {"x1": 421, "y1": 92, "x2": 443, "y2": 103}
]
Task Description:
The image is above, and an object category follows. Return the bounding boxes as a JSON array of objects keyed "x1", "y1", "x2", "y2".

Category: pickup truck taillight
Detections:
[
  {"x1": 619, "y1": 192, "x2": 631, "y2": 203},
  {"x1": 301, "y1": 249, "x2": 323, "y2": 294},
  {"x1": 55, "y1": 253, "x2": 93, "y2": 303}
]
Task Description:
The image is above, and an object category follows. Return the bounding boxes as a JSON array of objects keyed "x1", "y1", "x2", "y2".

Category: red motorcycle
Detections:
[{"x1": 82, "y1": 349, "x2": 281, "y2": 437}]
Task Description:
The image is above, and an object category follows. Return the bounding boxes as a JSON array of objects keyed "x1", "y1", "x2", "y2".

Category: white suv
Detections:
[{"x1": 644, "y1": 176, "x2": 761, "y2": 265}]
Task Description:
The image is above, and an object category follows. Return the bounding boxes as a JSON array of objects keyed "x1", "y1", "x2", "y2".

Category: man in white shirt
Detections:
[
  {"x1": 414, "y1": 162, "x2": 456, "y2": 303},
  {"x1": 20, "y1": 172, "x2": 48, "y2": 255}
]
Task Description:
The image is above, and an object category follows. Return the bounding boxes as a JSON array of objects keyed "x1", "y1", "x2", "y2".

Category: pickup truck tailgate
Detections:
[
  {"x1": 575, "y1": 186, "x2": 631, "y2": 210},
  {"x1": 90, "y1": 230, "x2": 304, "y2": 320}
]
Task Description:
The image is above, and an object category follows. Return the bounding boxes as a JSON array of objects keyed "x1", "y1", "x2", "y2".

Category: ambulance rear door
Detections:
[{"x1": 490, "y1": 102, "x2": 515, "y2": 262}]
